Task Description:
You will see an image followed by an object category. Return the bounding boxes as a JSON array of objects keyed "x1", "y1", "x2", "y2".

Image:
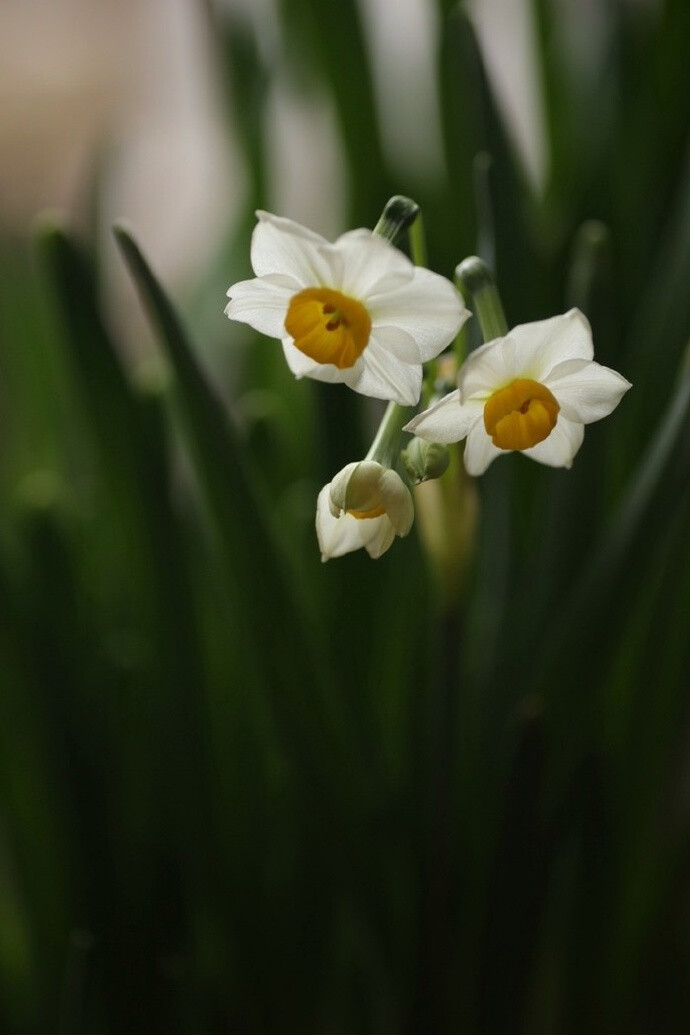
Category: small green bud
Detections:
[
  {"x1": 372, "y1": 195, "x2": 420, "y2": 244},
  {"x1": 401, "y1": 437, "x2": 450, "y2": 484},
  {"x1": 455, "y1": 255, "x2": 508, "y2": 341}
]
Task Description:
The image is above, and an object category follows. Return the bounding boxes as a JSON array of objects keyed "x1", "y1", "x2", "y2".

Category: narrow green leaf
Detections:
[
  {"x1": 277, "y1": 0, "x2": 391, "y2": 222},
  {"x1": 532, "y1": 345, "x2": 690, "y2": 780},
  {"x1": 112, "y1": 223, "x2": 367, "y2": 807}
]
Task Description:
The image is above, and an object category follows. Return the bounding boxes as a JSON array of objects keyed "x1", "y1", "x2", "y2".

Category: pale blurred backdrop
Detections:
[{"x1": 0, "y1": 0, "x2": 545, "y2": 255}]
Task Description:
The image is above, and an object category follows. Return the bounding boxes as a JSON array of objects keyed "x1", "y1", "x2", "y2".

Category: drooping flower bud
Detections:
[{"x1": 316, "y1": 460, "x2": 414, "y2": 561}]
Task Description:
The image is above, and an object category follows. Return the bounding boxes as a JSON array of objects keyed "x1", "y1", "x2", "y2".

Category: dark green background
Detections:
[{"x1": 2, "y1": 0, "x2": 690, "y2": 1030}]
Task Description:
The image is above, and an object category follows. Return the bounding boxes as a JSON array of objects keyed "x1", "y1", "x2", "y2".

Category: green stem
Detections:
[
  {"x1": 408, "y1": 210, "x2": 427, "y2": 268},
  {"x1": 366, "y1": 400, "x2": 411, "y2": 470},
  {"x1": 455, "y1": 256, "x2": 508, "y2": 342},
  {"x1": 365, "y1": 199, "x2": 428, "y2": 471}
]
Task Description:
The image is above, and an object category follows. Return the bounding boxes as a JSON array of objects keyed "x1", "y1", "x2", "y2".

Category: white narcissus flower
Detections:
[
  {"x1": 404, "y1": 309, "x2": 631, "y2": 475},
  {"x1": 225, "y1": 212, "x2": 469, "y2": 406},
  {"x1": 316, "y1": 461, "x2": 414, "y2": 561}
]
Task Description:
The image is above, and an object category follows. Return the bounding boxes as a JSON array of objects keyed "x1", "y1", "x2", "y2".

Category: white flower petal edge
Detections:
[
  {"x1": 347, "y1": 334, "x2": 423, "y2": 406},
  {"x1": 405, "y1": 390, "x2": 484, "y2": 444},
  {"x1": 316, "y1": 461, "x2": 413, "y2": 561},
  {"x1": 282, "y1": 329, "x2": 423, "y2": 403},
  {"x1": 522, "y1": 417, "x2": 585, "y2": 469},
  {"x1": 224, "y1": 275, "x2": 296, "y2": 339},
  {"x1": 250, "y1": 211, "x2": 337, "y2": 284},
  {"x1": 508, "y1": 309, "x2": 594, "y2": 380},
  {"x1": 225, "y1": 211, "x2": 470, "y2": 406},
  {"x1": 542, "y1": 358, "x2": 631, "y2": 424},
  {"x1": 404, "y1": 309, "x2": 631, "y2": 474},
  {"x1": 316, "y1": 487, "x2": 375, "y2": 560},
  {"x1": 463, "y1": 420, "x2": 504, "y2": 476},
  {"x1": 456, "y1": 309, "x2": 595, "y2": 402},
  {"x1": 367, "y1": 266, "x2": 473, "y2": 362}
]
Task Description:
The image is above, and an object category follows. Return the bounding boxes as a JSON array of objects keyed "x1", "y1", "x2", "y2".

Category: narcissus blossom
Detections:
[
  {"x1": 404, "y1": 309, "x2": 631, "y2": 475},
  {"x1": 225, "y1": 212, "x2": 469, "y2": 406},
  {"x1": 316, "y1": 461, "x2": 414, "y2": 561}
]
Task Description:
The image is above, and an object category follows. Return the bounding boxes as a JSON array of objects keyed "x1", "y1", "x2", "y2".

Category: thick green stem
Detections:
[{"x1": 366, "y1": 400, "x2": 410, "y2": 470}]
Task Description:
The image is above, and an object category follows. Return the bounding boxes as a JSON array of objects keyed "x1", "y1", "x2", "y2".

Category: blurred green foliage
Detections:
[{"x1": 2, "y1": 0, "x2": 690, "y2": 1031}]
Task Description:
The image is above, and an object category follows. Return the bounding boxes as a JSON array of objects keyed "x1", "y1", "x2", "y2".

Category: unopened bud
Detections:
[{"x1": 401, "y1": 437, "x2": 450, "y2": 485}]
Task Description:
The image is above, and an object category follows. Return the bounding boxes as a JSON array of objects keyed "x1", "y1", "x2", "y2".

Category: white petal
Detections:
[
  {"x1": 328, "y1": 462, "x2": 360, "y2": 514},
  {"x1": 336, "y1": 230, "x2": 414, "y2": 297},
  {"x1": 255, "y1": 210, "x2": 327, "y2": 247},
  {"x1": 369, "y1": 267, "x2": 470, "y2": 361},
  {"x1": 250, "y1": 211, "x2": 340, "y2": 286},
  {"x1": 315, "y1": 487, "x2": 364, "y2": 560},
  {"x1": 346, "y1": 335, "x2": 422, "y2": 405},
  {"x1": 360, "y1": 516, "x2": 396, "y2": 559},
  {"x1": 366, "y1": 323, "x2": 421, "y2": 364},
  {"x1": 281, "y1": 338, "x2": 352, "y2": 383},
  {"x1": 509, "y1": 309, "x2": 594, "y2": 380},
  {"x1": 458, "y1": 336, "x2": 522, "y2": 401},
  {"x1": 404, "y1": 391, "x2": 484, "y2": 444},
  {"x1": 522, "y1": 416, "x2": 585, "y2": 468},
  {"x1": 543, "y1": 359, "x2": 632, "y2": 424},
  {"x1": 336, "y1": 461, "x2": 384, "y2": 513},
  {"x1": 463, "y1": 420, "x2": 504, "y2": 476},
  {"x1": 224, "y1": 275, "x2": 294, "y2": 338},
  {"x1": 377, "y1": 470, "x2": 414, "y2": 535}
]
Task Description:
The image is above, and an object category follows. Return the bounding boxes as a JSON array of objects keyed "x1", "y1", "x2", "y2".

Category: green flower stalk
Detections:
[{"x1": 311, "y1": 196, "x2": 468, "y2": 561}]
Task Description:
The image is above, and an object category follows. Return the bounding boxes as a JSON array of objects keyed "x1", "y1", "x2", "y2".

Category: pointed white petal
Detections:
[
  {"x1": 543, "y1": 358, "x2": 632, "y2": 423},
  {"x1": 369, "y1": 267, "x2": 470, "y2": 361},
  {"x1": 523, "y1": 416, "x2": 585, "y2": 468},
  {"x1": 224, "y1": 275, "x2": 294, "y2": 337},
  {"x1": 336, "y1": 229, "x2": 414, "y2": 297},
  {"x1": 457, "y1": 336, "x2": 522, "y2": 401},
  {"x1": 404, "y1": 391, "x2": 484, "y2": 444},
  {"x1": 255, "y1": 210, "x2": 327, "y2": 245},
  {"x1": 346, "y1": 335, "x2": 422, "y2": 405},
  {"x1": 250, "y1": 211, "x2": 340, "y2": 286},
  {"x1": 315, "y1": 487, "x2": 364, "y2": 560},
  {"x1": 361, "y1": 516, "x2": 396, "y2": 558},
  {"x1": 463, "y1": 420, "x2": 504, "y2": 475},
  {"x1": 509, "y1": 309, "x2": 594, "y2": 380}
]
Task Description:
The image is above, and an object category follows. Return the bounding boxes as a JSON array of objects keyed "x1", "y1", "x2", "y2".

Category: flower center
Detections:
[
  {"x1": 285, "y1": 287, "x2": 372, "y2": 369},
  {"x1": 483, "y1": 378, "x2": 560, "y2": 451},
  {"x1": 347, "y1": 504, "x2": 386, "y2": 520}
]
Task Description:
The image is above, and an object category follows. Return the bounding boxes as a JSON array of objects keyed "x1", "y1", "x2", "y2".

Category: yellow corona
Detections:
[
  {"x1": 483, "y1": 378, "x2": 560, "y2": 450},
  {"x1": 285, "y1": 287, "x2": 372, "y2": 369}
]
